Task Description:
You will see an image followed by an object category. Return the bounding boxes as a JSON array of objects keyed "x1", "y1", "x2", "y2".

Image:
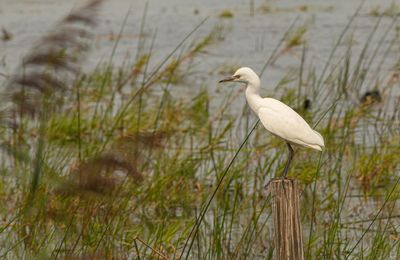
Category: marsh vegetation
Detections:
[{"x1": 0, "y1": 0, "x2": 399, "y2": 259}]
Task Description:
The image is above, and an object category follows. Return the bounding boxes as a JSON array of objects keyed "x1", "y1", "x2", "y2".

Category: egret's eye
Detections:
[{"x1": 234, "y1": 75, "x2": 241, "y2": 79}]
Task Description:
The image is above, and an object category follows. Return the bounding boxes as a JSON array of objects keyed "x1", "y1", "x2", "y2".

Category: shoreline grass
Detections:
[{"x1": 0, "y1": 1, "x2": 400, "y2": 259}]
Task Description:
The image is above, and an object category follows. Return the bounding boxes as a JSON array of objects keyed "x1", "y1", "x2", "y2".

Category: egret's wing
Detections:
[{"x1": 257, "y1": 99, "x2": 323, "y2": 148}]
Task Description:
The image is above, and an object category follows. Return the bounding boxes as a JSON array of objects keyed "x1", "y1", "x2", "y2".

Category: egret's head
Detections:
[{"x1": 219, "y1": 67, "x2": 260, "y2": 87}]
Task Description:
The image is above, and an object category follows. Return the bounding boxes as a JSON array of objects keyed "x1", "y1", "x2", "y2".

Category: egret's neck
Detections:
[{"x1": 245, "y1": 80, "x2": 264, "y2": 114}]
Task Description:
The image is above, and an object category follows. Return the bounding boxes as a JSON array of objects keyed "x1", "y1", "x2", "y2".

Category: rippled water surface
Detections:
[{"x1": 1, "y1": 0, "x2": 399, "y2": 97}]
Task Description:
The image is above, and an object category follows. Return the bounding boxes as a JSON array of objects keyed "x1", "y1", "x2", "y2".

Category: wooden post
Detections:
[{"x1": 270, "y1": 178, "x2": 304, "y2": 260}]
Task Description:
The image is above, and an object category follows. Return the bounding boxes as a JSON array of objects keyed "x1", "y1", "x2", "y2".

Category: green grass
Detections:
[
  {"x1": 219, "y1": 10, "x2": 234, "y2": 19},
  {"x1": 1, "y1": 3, "x2": 400, "y2": 259}
]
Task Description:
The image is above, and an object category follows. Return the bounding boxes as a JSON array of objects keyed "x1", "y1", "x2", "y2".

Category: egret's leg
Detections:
[{"x1": 281, "y1": 143, "x2": 294, "y2": 179}]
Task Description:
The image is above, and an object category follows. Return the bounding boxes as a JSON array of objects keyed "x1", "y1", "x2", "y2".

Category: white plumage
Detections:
[
  {"x1": 219, "y1": 67, "x2": 324, "y2": 178},
  {"x1": 257, "y1": 100, "x2": 324, "y2": 151}
]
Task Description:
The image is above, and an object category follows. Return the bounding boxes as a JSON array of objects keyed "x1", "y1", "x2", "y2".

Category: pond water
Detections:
[
  {"x1": 1, "y1": 0, "x2": 399, "y2": 100},
  {"x1": 1, "y1": 1, "x2": 399, "y2": 257}
]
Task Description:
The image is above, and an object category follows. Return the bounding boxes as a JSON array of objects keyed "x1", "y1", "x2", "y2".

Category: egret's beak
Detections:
[{"x1": 219, "y1": 76, "x2": 236, "y2": 83}]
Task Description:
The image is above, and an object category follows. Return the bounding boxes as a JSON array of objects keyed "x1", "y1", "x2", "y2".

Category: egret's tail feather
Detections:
[
  {"x1": 312, "y1": 129, "x2": 325, "y2": 149},
  {"x1": 308, "y1": 143, "x2": 323, "y2": 151}
]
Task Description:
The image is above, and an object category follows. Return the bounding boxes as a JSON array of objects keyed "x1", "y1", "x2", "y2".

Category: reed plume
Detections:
[
  {"x1": 57, "y1": 131, "x2": 169, "y2": 196},
  {"x1": 0, "y1": 0, "x2": 104, "y2": 126}
]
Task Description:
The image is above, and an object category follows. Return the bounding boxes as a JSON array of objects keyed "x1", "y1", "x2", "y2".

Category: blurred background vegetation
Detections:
[{"x1": 0, "y1": 0, "x2": 399, "y2": 258}]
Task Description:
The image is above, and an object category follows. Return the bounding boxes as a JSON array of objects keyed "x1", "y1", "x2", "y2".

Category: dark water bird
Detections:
[
  {"x1": 303, "y1": 98, "x2": 311, "y2": 110},
  {"x1": 360, "y1": 90, "x2": 382, "y2": 106},
  {"x1": 1, "y1": 27, "x2": 12, "y2": 42},
  {"x1": 219, "y1": 67, "x2": 324, "y2": 179},
  {"x1": 294, "y1": 98, "x2": 312, "y2": 114}
]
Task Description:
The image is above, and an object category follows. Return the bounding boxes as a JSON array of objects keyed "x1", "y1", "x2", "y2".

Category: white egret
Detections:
[{"x1": 219, "y1": 67, "x2": 324, "y2": 179}]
